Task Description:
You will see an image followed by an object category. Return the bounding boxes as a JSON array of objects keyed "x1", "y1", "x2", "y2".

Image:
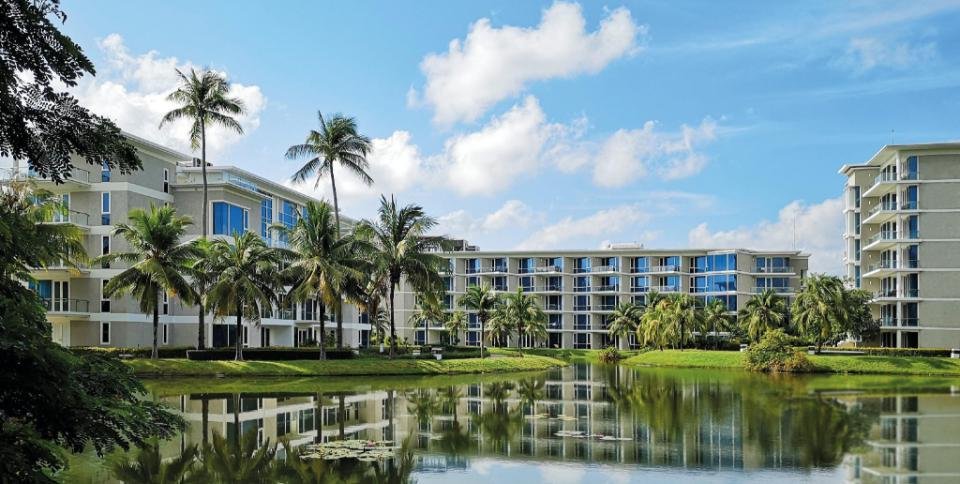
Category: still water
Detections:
[{"x1": 64, "y1": 364, "x2": 960, "y2": 483}]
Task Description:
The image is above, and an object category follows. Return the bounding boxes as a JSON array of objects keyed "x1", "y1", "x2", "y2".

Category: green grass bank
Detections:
[
  {"x1": 125, "y1": 354, "x2": 566, "y2": 378},
  {"x1": 624, "y1": 349, "x2": 960, "y2": 376}
]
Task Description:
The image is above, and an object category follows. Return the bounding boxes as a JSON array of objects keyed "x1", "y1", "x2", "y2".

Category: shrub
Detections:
[
  {"x1": 822, "y1": 347, "x2": 951, "y2": 358},
  {"x1": 743, "y1": 330, "x2": 813, "y2": 373},
  {"x1": 598, "y1": 346, "x2": 623, "y2": 363},
  {"x1": 72, "y1": 346, "x2": 192, "y2": 359},
  {"x1": 186, "y1": 348, "x2": 355, "y2": 361}
]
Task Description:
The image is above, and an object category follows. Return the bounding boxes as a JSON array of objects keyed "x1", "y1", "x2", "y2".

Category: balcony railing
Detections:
[
  {"x1": 652, "y1": 285, "x2": 681, "y2": 292},
  {"x1": 573, "y1": 286, "x2": 591, "y2": 293},
  {"x1": 572, "y1": 267, "x2": 591, "y2": 274},
  {"x1": 573, "y1": 305, "x2": 591, "y2": 311},
  {"x1": 753, "y1": 287, "x2": 792, "y2": 294},
  {"x1": 866, "y1": 260, "x2": 898, "y2": 272},
  {"x1": 544, "y1": 303, "x2": 562, "y2": 311},
  {"x1": 591, "y1": 265, "x2": 617, "y2": 273},
  {"x1": 900, "y1": 200, "x2": 918, "y2": 210},
  {"x1": 40, "y1": 298, "x2": 89, "y2": 313},
  {"x1": 25, "y1": 166, "x2": 92, "y2": 184},
  {"x1": 573, "y1": 323, "x2": 591, "y2": 330},
  {"x1": 45, "y1": 209, "x2": 90, "y2": 226},
  {"x1": 754, "y1": 266, "x2": 793, "y2": 273},
  {"x1": 870, "y1": 171, "x2": 897, "y2": 190},
  {"x1": 595, "y1": 304, "x2": 616, "y2": 311},
  {"x1": 874, "y1": 289, "x2": 897, "y2": 299},
  {"x1": 880, "y1": 317, "x2": 918, "y2": 327},
  {"x1": 534, "y1": 265, "x2": 562, "y2": 273},
  {"x1": 548, "y1": 320, "x2": 562, "y2": 329},
  {"x1": 539, "y1": 284, "x2": 562, "y2": 292},
  {"x1": 594, "y1": 284, "x2": 618, "y2": 292},
  {"x1": 649, "y1": 265, "x2": 680, "y2": 273},
  {"x1": 630, "y1": 266, "x2": 649, "y2": 274},
  {"x1": 630, "y1": 286, "x2": 650, "y2": 293},
  {"x1": 866, "y1": 202, "x2": 897, "y2": 219},
  {"x1": 866, "y1": 231, "x2": 899, "y2": 246}
]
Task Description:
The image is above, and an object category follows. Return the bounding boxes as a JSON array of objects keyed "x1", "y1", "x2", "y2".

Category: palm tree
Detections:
[
  {"x1": 344, "y1": 267, "x2": 389, "y2": 348},
  {"x1": 356, "y1": 195, "x2": 448, "y2": 357},
  {"x1": 608, "y1": 301, "x2": 642, "y2": 349},
  {"x1": 501, "y1": 288, "x2": 546, "y2": 351},
  {"x1": 486, "y1": 302, "x2": 512, "y2": 348},
  {"x1": 98, "y1": 205, "x2": 195, "y2": 359},
  {"x1": 459, "y1": 284, "x2": 499, "y2": 358},
  {"x1": 792, "y1": 274, "x2": 849, "y2": 352},
  {"x1": 409, "y1": 291, "x2": 446, "y2": 344},
  {"x1": 207, "y1": 232, "x2": 284, "y2": 360},
  {"x1": 277, "y1": 201, "x2": 368, "y2": 354},
  {"x1": 185, "y1": 238, "x2": 218, "y2": 349},
  {"x1": 286, "y1": 112, "x2": 373, "y2": 234},
  {"x1": 201, "y1": 430, "x2": 276, "y2": 482},
  {"x1": 703, "y1": 298, "x2": 733, "y2": 349},
  {"x1": 445, "y1": 310, "x2": 467, "y2": 346},
  {"x1": 739, "y1": 289, "x2": 788, "y2": 343},
  {"x1": 666, "y1": 294, "x2": 701, "y2": 350},
  {"x1": 110, "y1": 440, "x2": 200, "y2": 484},
  {"x1": 639, "y1": 298, "x2": 671, "y2": 351},
  {"x1": 160, "y1": 69, "x2": 245, "y2": 238}
]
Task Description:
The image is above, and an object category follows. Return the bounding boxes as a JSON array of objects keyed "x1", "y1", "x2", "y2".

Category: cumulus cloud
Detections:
[
  {"x1": 413, "y1": 1, "x2": 644, "y2": 125},
  {"x1": 516, "y1": 204, "x2": 654, "y2": 250},
  {"x1": 437, "y1": 200, "x2": 536, "y2": 240},
  {"x1": 593, "y1": 118, "x2": 717, "y2": 187},
  {"x1": 687, "y1": 197, "x2": 844, "y2": 274},
  {"x1": 73, "y1": 34, "x2": 266, "y2": 160},
  {"x1": 838, "y1": 37, "x2": 937, "y2": 73}
]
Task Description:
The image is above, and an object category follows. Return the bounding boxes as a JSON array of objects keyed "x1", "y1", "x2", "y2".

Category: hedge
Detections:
[
  {"x1": 818, "y1": 347, "x2": 952, "y2": 358},
  {"x1": 72, "y1": 346, "x2": 193, "y2": 359},
  {"x1": 186, "y1": 348, "x2": 355, "y2": 361}
]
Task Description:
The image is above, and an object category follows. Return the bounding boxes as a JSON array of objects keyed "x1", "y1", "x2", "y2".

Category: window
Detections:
[
  {"x1": 631, "y1": 257, "x2": 649, "y2": 273},
  {"x1": 907, "y1": 215, "x2": 919, "y2": 239},
  {"x1": 212, "y1": 201, "x2": 249, "y2": 236},
  {"x1": 101, "y1": 161, "x2": 111, "y2": 182},
  {"x1": 242, "y1": 326, "x2": 249, "y2": 347},
  {"x1": 100, "y1": 236, "x2": 111, "y2": 268},
  {"x1": 162, "y1": 323, "x2": 169, "y2": 344},
  {"x1": 162, "y1": 292, "x2": 169, "y2": 315},
  {"x1": 852, "y1": 186, "x2": 861, "y2": 208},
  {"x1": 162, "y1": 168, "x2": 169, "y2": 193},
  {"x1": 277, "y1": 412, "x2": 291, "y2": 436},
  {"x1": 260, "y1": 198, "x2": 273, "y2": 240},
  {"x1": 261, "y1": 327, "x2": 271, "y2": 347},
  {"x1": 101, "y1": 279, "x2": 111, "y2": 312},
  {"x1": 100, "y1": 321, "x2": 111, "y2": 345},
  {"x1": 101, "y1": 192, "x2": 111, "y2": 225}
]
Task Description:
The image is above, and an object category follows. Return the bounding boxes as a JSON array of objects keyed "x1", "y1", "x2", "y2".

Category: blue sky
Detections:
[{"x1": 60, "y1": 1, "x2": 960, "y2": 273}]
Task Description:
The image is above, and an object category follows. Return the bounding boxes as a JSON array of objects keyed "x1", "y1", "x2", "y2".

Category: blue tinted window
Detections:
[
  {"x1": 632, "y1": 257, "x2": 648, "y2": 272},
  {"x1": 101, "y1": 161, "x2": 111, "y2": 182},
  {"x1": 213, "y1": 202, "x2": 248, "y2": 236},
  {"x1": 663, "y1": 256, "x2": 680, "y2": 267},
  {"x1": 260, "y1": 199, "x2": 273, "y2": 238}
]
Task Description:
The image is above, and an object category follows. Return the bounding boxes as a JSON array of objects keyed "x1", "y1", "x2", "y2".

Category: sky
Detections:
[{"x1": 55, "y1": 0, "x2": 960, "y2": 274}]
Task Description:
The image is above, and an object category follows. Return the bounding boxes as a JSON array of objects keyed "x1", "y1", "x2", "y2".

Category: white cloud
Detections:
[
  {"x1": 838, "y1": 37, "x2": 937, "y2": 73},
  {"x1": 516, "y1": 204, "x2": 654, "y2": 250},
  {"x1": 414, "y1": 1, "x2": 644, "y2": 125},
  {"x1": 687, "y1": 197, "x2": 844, "y2": 274},
  {"x1": 74, "y1": 34, "x2": 266, "y2": 161},
  {"x1": 437, "y1": 200, "x2": 536, "y2": 240},
  {"x1": 593, "y1": 118, "x2": 718, "y2": 187}
]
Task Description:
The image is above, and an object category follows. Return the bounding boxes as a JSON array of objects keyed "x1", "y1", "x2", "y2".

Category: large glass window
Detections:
[
  {"x1": 904, "y1": 185, "x2": 918, "y2": 209},
  {"x1": 101, "y1": 192, "x2": 111, "y2": 225},
  {"x1": 101, "y1": 161, "x2": 111, "y2": 182},
  {"x1": 260, "y1": 198, "x2": 273, "y2": 239},
  {"x1": 574, "y1": 276, "x2": 590, "y2": 292},
  {"x1": 631, "y1": 257, "x2": 648, "y2": 273},
  {"x1": 907, "y1": 215, "x2": 919, "y2": 239},
  {"x1": 212, "y1": 201, "x2": 249, "y2": 236},
  {"x1": 631, "y1": 276, "x2": 649, "y2": 292},
  {"x1": 574, "y1": 257, "x2": 590, "y2": 273},
  {"x1": 905, "y1": 155, "x2": 918, "y2": 179}
]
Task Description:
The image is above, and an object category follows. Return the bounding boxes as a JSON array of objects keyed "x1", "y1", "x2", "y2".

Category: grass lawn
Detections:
[
  {"x1": 624, "y1": 349, "x2": 960, "y2": 376},
  {"x1": 125, "y1": 354, "x2": 566, "y2": 378}
]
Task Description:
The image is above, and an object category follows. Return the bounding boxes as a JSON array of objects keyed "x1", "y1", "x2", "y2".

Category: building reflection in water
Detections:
[{"x1": 148, "y1": 365, "x2": 960, "y2": 482}]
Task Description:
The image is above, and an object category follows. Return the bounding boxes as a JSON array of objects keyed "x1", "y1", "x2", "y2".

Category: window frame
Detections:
[{"x1": 100, "y1": 321, "x2": 111, "y2": 345}]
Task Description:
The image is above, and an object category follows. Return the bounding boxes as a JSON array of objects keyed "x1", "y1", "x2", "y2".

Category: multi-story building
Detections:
[
  {"x1": 395, "y1": 247, "x2": 808, "y2": 349},
  {"x1": 841, "y1": 143, "x2": 960, "y2": 348},
  {"x1": 5, "y1": 133, "x2": 368, "y2": 349}
]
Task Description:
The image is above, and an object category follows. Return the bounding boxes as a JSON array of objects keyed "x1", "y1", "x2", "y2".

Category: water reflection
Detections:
[{"x1": 85, "y1": 365, "x2": 960, "y2": 483}]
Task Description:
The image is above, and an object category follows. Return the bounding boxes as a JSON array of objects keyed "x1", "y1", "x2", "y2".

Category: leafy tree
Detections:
[
  {"x1": 345, "y1": 266, "x2": 388, "y2": 346},
  {"x1": 739, "y1": 289, "x2": 788, "y2": 343},
  {"x1": 185, "y1": 238, "x2": 218, "y2": 349},
  {"x1": 792, "y1": 274, "x2": 849, "y2": 352},
  {"x1": 501, "y1": 289, "x2": 546, "y2": 350},
  {"x1": 356, "y1": 196, "x2": 447, "y2": 357},
  {"x1": 843, "y1": 288, "x2": 880, "y2": 343},
  {"x1": 486, "y1": 300, "x2": 512, "y2": 348},
  {"x1": 703, "y1": 298, "x2": 733, "y2": 349},
  {"x1": 278, "y1": 201, "x2": 368, "y2": 353},
  {"x1": 608, "y1": 301, "x2": 641, "y2": 348},
  {"x1": 1, "y1": 0, "x2": 140, "y2": 182},
  {"x1": 459, "y1": 284, "x2": 499, "y2": 358},
  {"x1": 207, "y1": 232, "x2": 284, "y2": 360},
  {"x1": 160, "y1": 69, "x2": 245, "y2": 238},
  {"x1": 98, "y1": 205, "x2": 196, "y2": 359},
  {"x1": 286, "y1": 112, "x2": 373, "y2": 234},
  {"x1": 445, "y1": 310, "x2": 467, "y2": 346},
  {"x1": 638, "y1": 298, "x2": 671, "y2": 351},
  {"x1": 0, "y1": 183, "x2": 181, "y2": 481}
]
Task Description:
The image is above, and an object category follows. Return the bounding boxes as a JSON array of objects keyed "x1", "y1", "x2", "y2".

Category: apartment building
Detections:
[
  {"x1": 8, "y1": 133, "x2": 368, "y2": 350},
  {"x1": 841, "y1": 143, "x2": 960, "y2": 348},
  {"x1": 395, "y1": 247, "x2": 809, "y2": 349}
]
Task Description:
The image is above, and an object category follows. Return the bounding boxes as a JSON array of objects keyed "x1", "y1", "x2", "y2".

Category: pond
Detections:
[{"x1": 63, "y1": 364, "x2": 960, "y2": 483}]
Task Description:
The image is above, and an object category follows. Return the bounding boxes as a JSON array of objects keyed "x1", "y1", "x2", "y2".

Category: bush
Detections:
[
  {"x1": 72, "y1": 346, "x2": 192, "y2": 359},
  {"x1": 598, "y1": 346, "x2": 623, "y2": 363},
  {"x1": 743, "y1": 330, "x2": 814, "y2": 373},
  {"x1": 186, "y1": 348, "x2": 355, "y2": 361},
  {"x1": 822, "y1": 347, "x2": 951, "y2": 358}
]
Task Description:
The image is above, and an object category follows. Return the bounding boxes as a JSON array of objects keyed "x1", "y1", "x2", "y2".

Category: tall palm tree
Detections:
[
  {"x1": 277, "y1": 201, "x2": 369, "y2": 354},
  {"x1": 344, "y1": 266, "x2": 389, "y2": 348},
  {"x1": 608, "y1": 301, "x2": 642, "y2": 349},
  {"x1": 703, "y1": 298, "x2": 733, "y2": 349},
  {"x1": 792, "y1": 274, "x2": 849, "y2": 352},
  {"x1": 639, "y1": 298, "x2": 671, "y2": 351},
  {"x1": 207, "y1": 232, "x2": 284, "y2": 360},
  {"x1": 110, "y1": 440, "x2": 200, "y2": 484},
  {"x1": 355, "y1": 195, "x2": 448, "y2": 357},
  {"x1": 409, "y1": 290, "x2": 446, "y2": 344},
  {"x1": 739, "y1": 289, "x2": 788, "y2": 343},
  {"x1": 445, "y1": 310, "x2": 467, "y2": 346},
  {"x1": 502, "y1": 288, "x2": 546, "y2": 351},
  {"x1": 486, "y1": 301, "x2": 512, "y2": 348},
  {"x1": 286, "y1": 112, "x2": 373, "y2": 234},
  {"x1": 185, "y1": 238, "x2": 218, "y2": 349},
  {"x1": 459, "y1": 284, "x2": 499, "y2": 358},
  {"x1": 160, "y1": 68, "x2": 245, "y2": 238},
  {"x1": 666, "y1": 294, "x2": 701, "y2": 350},
  {"x1": 98, "y1": 206, "x2": 195, "y2": 359}
]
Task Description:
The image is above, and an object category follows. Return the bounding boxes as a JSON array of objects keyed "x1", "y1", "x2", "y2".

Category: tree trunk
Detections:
[
  {"x1": 336, "y1": 299, "x2": 343, "y2": 349},
  {"x1": 329, "y1": 163, "x2": 341, "y2": 236},
  {"x1": 479, "y1": 315, "x2": 485, "y2": 359},
  {"x1": 152, "y1": 296, "x2": 159, "y2": 359},
  {"x1": 197, "y1": 304, "x2": 205, "y2": 350},
  {"x1": 201, "y1": 397, "x2": 209, "y2": 446},
  {"x1": 234, "y1": 302, "x2": 243, "y2": 361},
  {"x1": 388, "y1": 282, "x2": 397, "y2": 358},
  {"x1": 318, "y1": 303, "x2": 327, "y2": 360},
  {"x1": 200, "y1": 120, "x2": 208, "y2": 238}
]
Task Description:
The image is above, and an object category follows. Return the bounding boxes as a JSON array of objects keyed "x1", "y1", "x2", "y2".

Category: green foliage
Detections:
[
  {"x1": 739, "y1": 289, "x2": 788, "y2": 343},
  {"x1": 607, "y1": 301, "x2": 641, "y2": 345},
  {"x1": 501, "y1": 288, "x2": 547, "y2": 349},
  {"x1": 0, "y1": 0, "x2": 140, "y2": 181},
  {"x1": 598, "y1": 346, "x2": 623, "y2": 363},
  {"x1": 0, "y1": 186, "x2": 181, "y2": 481},
  {"x1": 791, "y1": 274, "x2": 853, "y2": 351},
  {"x1": 458, "y1": 284, "x2": 500, "y2": 356},
  {"x1": 743, "y1": 330, "x2": 813, "y2": 373}
]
